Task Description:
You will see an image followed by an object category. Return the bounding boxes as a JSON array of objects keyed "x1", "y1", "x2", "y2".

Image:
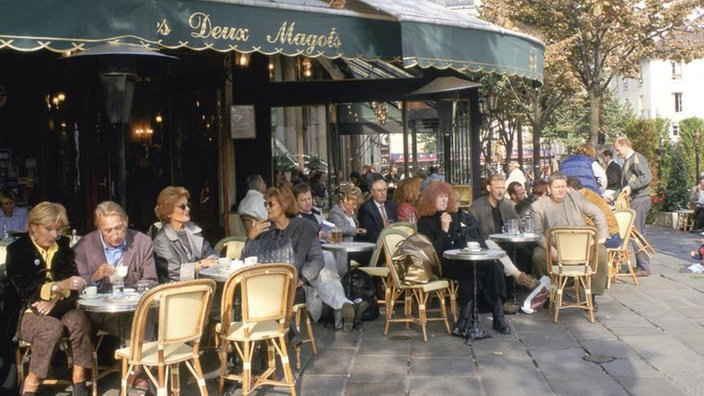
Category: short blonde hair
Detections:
[
  {"x1": 339, "y1": 184, "x2": 363, "y2": 203},
  {"x1": 155, "y1": 186, "x2": 190, "y2": 223},
  {"x1": 28, "y1": 202, "x2": 69, "y2": 233},
  {"x1": 93, "y1": 201, "x2": 128, "y2": 229}
]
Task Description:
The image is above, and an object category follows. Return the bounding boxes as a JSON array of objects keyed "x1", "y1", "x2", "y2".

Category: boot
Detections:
[
  {"x1": 492, "y1": 299, "x2": 511, "y2": 334},
  {"x1": 451, "y1": 299, "x2": 473, "y2": 338}
]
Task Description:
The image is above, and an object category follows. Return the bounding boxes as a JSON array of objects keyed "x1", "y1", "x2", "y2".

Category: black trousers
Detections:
[{"x1": 441, "y1": 259, "x2": 506, "y2": 310}]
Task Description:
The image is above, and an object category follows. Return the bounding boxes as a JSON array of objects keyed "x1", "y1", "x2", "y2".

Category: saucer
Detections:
[
  {"x1": 79, "y1": 294, "x2": 100, "y2": 300},
  {"x1": 459, "y1": 248, "x2": 487, "y2": 255}
]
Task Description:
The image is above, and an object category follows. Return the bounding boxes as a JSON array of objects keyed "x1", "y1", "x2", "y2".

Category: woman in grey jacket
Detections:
[{"x1": 152, "y1": 186, "x2": 218, "y2": 283}]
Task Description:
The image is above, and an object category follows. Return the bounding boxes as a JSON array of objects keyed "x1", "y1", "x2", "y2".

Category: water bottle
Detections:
[{"x1": 2, "y1": 224, "x2": 8, "y2": 241}]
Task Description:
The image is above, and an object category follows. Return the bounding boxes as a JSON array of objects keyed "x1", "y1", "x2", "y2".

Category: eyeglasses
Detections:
[
  {"x1": 176, "y1": 202, "x2": 192, "y2": 211},
  {"x1": 264, "y1": 201, "x2": 276, "y2": 208}
]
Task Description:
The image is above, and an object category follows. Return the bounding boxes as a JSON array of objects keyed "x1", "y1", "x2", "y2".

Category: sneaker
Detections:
[
  {"x1": 515, "y1": 272, "x2": 539, "y2": 289},
  {"x1": 635, "y1": 269, "x2": 651, "y2": 277},
  {"x1": 341, "y1": 302, "x2": 355, "y2": 332}
]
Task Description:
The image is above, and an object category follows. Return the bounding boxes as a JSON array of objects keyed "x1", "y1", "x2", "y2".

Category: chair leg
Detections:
[
  {"x1": 119, "y1": 360, "x2": 129, "y2": 396},
  {"x1": 218, "y1": 342, "x2": 228, "y2": 395},
  {"x1": 277, "y1": 335, "x2": 297, "y2": 396},
  {"x1": 171, "y1": 364, "x2": 181, "y2": 396},
  {"x1": 242, "y1": 340, "x2": 252, "y2": 396}
]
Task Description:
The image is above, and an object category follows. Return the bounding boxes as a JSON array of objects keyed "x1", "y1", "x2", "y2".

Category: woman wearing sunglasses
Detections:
[{"x1": 152, "y1": 186, "x2": 218, "y2": 283}]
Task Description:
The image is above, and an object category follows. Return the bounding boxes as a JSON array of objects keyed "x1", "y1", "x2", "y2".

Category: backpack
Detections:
[{"x1": 345, "y1": 268, "x2": 380, "y2": 321}]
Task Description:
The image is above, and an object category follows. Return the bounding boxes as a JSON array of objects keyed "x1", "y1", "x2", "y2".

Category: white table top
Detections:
[
  {"x1": 488, "y1": 233, "x2": 541, "y2": 243},
  {"x1": 321, "y1": 241, "x2": 376, "y2": 252},
  {"x1": 199, "y1": 266, "x2": 237, "y2": 282},
  {"x1": 77, "y1": 293, "x2": 142, "y2": 313},
  {"x1": 443, "y1": 248, "x2": 506, "y2": 261}
]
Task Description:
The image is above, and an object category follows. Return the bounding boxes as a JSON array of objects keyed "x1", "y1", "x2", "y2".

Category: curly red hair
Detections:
[{"x1": 416, "y1": 181, "x2": 458, "y2": 217}]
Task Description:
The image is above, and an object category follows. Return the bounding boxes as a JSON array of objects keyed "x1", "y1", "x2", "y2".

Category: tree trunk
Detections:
[{"x1": 589, "y1": 87, "x2": 600, "y2": 145}]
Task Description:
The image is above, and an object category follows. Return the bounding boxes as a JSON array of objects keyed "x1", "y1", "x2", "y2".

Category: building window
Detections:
[
  {"x1": 672, "y1": 124, "x2": 679, "y2": 137},
  {"x1": 671, "y1": 62, "x2": 683, "y2": 79},
  {"x1": 674, "y1": 92, "x2": 683, "y2": 113}
]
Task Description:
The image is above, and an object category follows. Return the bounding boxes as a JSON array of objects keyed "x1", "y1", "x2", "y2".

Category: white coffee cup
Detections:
[
  {"x1": 467, "y1": 241, "x2": 481, "y2": 251},
  {"x1": 115, "y1": 265, "x2": 128, "y2": 278},
  {"x1": 244, "y1": 256, "x2": 258, "y2": 266},
  {"x1": 231, "y1": 259, "x2": 244, "y2": 270},
  {"x1": 82, "y1": 285, "x2": 98, "y2": 298}
]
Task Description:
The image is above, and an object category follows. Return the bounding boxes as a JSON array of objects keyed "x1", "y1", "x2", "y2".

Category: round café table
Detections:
[
  {"x1": 488, "y1": 233, "x2": 541, "y2": 302},
  {"x1": 443, "y1": 248, "x2": 506, "y2": 345},
  {"x1": 78, "y1": 293, "x2": 143, "y2": 346},
  {"x1": 321, "y1": 241, "x2": 376, "y2": 297},
  {"x1": 199, "y1": 266, "x2": 240, "y2": 283}
]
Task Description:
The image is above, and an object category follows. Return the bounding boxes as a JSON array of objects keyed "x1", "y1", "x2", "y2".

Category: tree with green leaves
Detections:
[
  {"x1": 663, "y1": 143, "x2": 690, "y2": 211},
  {"x1": 481, "y1": 0, "x2": 703, "y2": 145}
]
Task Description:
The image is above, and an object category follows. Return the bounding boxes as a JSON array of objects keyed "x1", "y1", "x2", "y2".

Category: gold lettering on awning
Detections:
[
  {"x1": 266, "y1": 22, "x2": 342, "y2": 55},
  {"x1": 189, "y1": 12, "x2": 250, "y2": 41}
]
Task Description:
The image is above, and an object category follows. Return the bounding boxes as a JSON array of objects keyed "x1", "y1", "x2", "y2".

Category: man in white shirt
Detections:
[
  {"x1": 237, "y1": 174, "x2": 267, "y2": 220},
  {"x1": 0, "y1": 188, "x2": 28, "y2": 235}
]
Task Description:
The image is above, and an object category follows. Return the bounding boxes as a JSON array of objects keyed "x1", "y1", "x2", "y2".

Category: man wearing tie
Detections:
[{"x1": 357, "y1": 179, "x2": 398, "y2": 242}]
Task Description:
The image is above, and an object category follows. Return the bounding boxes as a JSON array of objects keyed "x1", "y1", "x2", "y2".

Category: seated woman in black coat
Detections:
[{"x1": 416, "y1": 181, "x2": 510, "y2": 334}]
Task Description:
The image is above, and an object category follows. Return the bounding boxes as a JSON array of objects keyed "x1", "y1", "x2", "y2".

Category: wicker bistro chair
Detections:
[
  {"x1": 607, "y1": 209, "x2": 638, "y2": 288},
  {"x1": 382, "y1": 232, "x2": 452, "y2": 342},
  {"x1": 614, "y1": 191, "x2": 655, "y2": 258},
  {"x1": 217, "y1": 263, "x2": 297, "y2": 396},
  {"x1": 114, "y1": 279, "x2": 216, "y2": 396},
  {"x1": 385, "y1": 221, "x2": 417, "y2": 237},
  {"x1": 546, "y1": 226, "x2": 600, "y2": 324},
  {"x1": 214, "y1": 235, "x2": 248, "y2": 260},
  {"x1": 358, "y1": 228, "x2": 413, "y2": 309}
]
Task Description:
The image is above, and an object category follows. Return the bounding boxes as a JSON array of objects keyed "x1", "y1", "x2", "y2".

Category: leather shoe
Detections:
[
  {"x1": 635, "y1": 269, "x2": 651, "y2": 277},
  {"x1": 72, "y1": 382, "x2": 89, "y2": 396},
  {"x1": 127, "y1": 369, "x2": 149, "y2": 390},
  {"x1": 492, "y1": 316, "x2": 511, "y2": 334}
]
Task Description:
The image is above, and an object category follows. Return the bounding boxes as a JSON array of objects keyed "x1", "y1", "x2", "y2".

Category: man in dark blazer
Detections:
[
  {"x1": 357, "y1": 179, "x2": 398, "y2": 243},
  {"x1": 601, "y1": 149, "x2": 622, "y2": 196}
]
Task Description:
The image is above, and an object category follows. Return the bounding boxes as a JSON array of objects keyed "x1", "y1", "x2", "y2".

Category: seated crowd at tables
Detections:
[{"x1": 1, "y1": 138, "x2": 649, "y2": 394}]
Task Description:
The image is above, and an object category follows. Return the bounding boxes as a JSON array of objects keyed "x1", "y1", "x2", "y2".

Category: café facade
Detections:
[{"x1": 0, "y1": 0, "x2": 543, "y2": 235}]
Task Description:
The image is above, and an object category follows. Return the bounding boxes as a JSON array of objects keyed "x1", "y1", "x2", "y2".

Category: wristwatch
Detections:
[{"x1": 51, "y1": 282, "x2": 60, "y2": 293}]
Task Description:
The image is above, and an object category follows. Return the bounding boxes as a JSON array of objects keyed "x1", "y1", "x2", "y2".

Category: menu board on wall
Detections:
[{"x1": 230, "y1": 105, "x2": 256, "y2": 139}]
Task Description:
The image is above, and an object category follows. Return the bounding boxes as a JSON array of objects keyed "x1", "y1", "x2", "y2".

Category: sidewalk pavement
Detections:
[{"x1": 48, "y1": 225, "x2": 704, "y2": 395}]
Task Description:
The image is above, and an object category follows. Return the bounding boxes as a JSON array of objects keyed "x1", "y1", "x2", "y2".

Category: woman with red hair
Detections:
[{"x1": 416, "y1": 182, "x2": 510, "y2": 335}]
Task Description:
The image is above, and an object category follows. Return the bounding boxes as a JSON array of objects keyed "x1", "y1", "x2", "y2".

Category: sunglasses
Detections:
[
  {"x1": 264, "y1": 201, "x2": 276, "y2": 208},
  {"x1": 176, "y1": 202, "x2": 192, "y2": 211}
]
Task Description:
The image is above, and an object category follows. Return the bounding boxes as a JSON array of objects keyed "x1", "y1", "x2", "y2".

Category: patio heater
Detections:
[{"x1": 63, "y1": 44, "x2": 177, "y2": 207}]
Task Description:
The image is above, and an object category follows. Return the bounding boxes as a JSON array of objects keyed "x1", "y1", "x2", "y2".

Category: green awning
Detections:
[{"x1": 0, "y1": 0, "x2": 543, "y2": 81}]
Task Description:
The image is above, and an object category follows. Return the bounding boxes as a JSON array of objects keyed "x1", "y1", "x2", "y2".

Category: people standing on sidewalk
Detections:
[
  {"x1": 559, "y1": 143, "x2": 607, "y2": 194},
  {"x1": 614, "y1": 136, "x2": 653, "y2": 277},
  {"x1": 600, "y1": 149, "x2": 622, "y2": 202}
]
